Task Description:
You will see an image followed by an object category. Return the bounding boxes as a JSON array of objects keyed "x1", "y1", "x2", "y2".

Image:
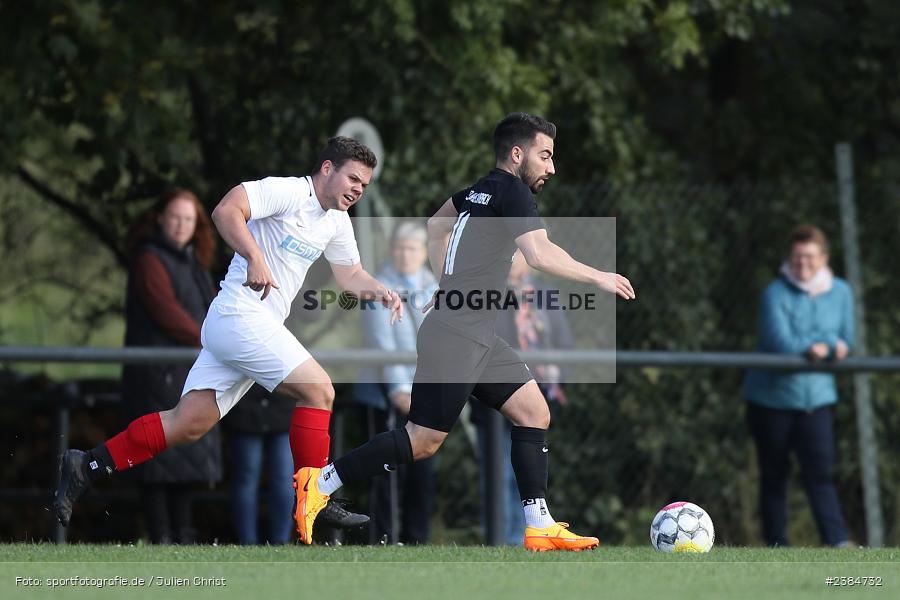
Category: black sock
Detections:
[
  {"x1": 84, "y1": 444, "x2": 115, "y2": 482},
  {"x1": 333, "y1": 428, "x2": 413, "y2": 485},
  {"x1": 510, "y1": 426, "x2": 548, "y2": 500}
]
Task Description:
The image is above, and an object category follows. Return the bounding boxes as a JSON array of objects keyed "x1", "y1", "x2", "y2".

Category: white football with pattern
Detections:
[{"x1": 649, "y1": 501, "x2": 715, "y2": 553}]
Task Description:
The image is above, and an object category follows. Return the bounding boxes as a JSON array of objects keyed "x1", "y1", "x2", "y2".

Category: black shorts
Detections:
[{"x1": 408, "y1": 317, "x2": 533, "y2": 433}]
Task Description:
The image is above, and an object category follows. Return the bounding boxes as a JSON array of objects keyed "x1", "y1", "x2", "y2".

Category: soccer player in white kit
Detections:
[{"x1": 54, "y1": 137, "x2": 403, "y2": 536}]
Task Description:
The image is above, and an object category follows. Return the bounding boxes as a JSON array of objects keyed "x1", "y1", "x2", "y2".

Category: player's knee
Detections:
[
  {"x1": 165, "y1": 390, "x2": 220, "y2": 446},
  {"x1": 309, "y1": 382, "x2": 335, "y2": 409},
  {"x1": 279, "y1": 381, "x2": 334, "y2": 410},
  {"x1": 410, "y1": 433, "x2": 445, "y2": 460},
  {"x1": 173, "y1": 413, "x2": 213, "y2": 444},
  {"x1": 182, "y1": 424, "x2": 208, "y2": 444},
  {"x1": 512, "y1": 401, "x2": 550, "y2": 429},
  {"x1": 413, "y1": 441, "x2": 441, "y2": 460},
  {"x1": 168, "y1": 409, "x2": 215, "y2": 445}
]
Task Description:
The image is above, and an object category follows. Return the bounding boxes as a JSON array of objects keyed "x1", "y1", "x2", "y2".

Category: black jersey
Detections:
[{"x1": 429, "y1": 168, "x2": 544, "y2": 344}]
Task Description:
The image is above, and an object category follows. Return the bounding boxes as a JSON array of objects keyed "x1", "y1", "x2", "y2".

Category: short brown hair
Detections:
[
  {"x1": 788, "y1": 224, "x2": 828, "y2": 254},
  {"x1": 313, "y1": 136, "x2": 377, "y2": 173}
]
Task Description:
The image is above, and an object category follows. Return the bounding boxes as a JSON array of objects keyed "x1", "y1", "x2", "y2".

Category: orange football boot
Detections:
[
  {"x1": 524, "y1": 522, "x2": 600, "y2": 551},
  {"x1": 293, "y1": 466, "x2": 329, "y2": 545}
]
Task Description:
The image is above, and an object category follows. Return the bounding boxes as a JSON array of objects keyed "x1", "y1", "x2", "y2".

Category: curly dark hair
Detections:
[
  {"x1": 127, "y1": 188, "x2": 217, "y2": 269},
  {"x1": 493, "y1": 112, "x2": 557, "y2": 161},
  {"x1": 313, "y1": 136, "x2": 377, "y2": 173}
]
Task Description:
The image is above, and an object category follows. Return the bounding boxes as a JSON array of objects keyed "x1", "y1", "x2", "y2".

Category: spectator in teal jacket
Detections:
[{"x1": 743, "y1": 225, "x2": 853, "y2": 547}]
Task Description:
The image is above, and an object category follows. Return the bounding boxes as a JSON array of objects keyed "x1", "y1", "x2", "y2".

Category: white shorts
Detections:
[{"x1": 182, "y1": 301, "x2": 311, "y2": 418}]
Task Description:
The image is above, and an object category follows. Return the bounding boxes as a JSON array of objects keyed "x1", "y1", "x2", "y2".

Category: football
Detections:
[{"x1": 649, "y1": 501, "x2": 715, "y2": 553}]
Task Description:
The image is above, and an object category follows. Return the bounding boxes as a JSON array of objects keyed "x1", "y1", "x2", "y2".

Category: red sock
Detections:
[
  {"x1": 290, "y1": 407, "x2": 331, "y2": 472},
  {"x1": 105, "y1": 413, "x2": 167, "y2": 471}
]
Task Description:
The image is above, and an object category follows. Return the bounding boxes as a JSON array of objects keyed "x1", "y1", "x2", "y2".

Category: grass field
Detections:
[{"x1": 2, "y1": 544, "x2": 897, "y2": 600}]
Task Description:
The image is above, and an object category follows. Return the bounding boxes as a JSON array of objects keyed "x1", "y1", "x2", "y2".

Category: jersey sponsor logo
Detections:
[
  {"x1": 280, "y1": 235, "x2": 324, "y2": 262},
  {"x1": 465, "y1": 190, "x2": 492, "y2": 205}
]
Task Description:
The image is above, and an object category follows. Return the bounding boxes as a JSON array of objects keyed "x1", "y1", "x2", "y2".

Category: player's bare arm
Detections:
[
  {"x1": 515, "y1": 229, "x2": 635, "y2": 300},
  {"x1": 418, "y1": 197, "x2": 458, "y2": 313},
  {"x1": 331, "y1": 262, "x2": 403, "y2": 325},
  {"x1": 426, "y1": 198, "x2": 459, "y2": 276},
  {"x1": 211, "y1": 185, "x2": 280, "y2": 300}
]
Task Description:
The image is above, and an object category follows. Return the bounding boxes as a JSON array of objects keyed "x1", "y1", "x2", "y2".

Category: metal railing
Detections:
[{"x1": 6, "y1": 346, "x2": 900, "y2": 371}]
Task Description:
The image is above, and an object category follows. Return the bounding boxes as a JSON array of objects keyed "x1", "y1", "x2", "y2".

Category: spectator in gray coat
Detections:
[{"x1": 354, "y1": 222, "x2": 438, "y2": 544}]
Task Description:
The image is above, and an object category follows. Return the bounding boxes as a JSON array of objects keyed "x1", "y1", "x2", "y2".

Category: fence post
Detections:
[
  {"x1": 386, "y1": 404, "x2": 400, "y2": 545},
  {"x1": 484, "y1": 409, "x2": 506, "y2": 546},
  {"x1": 53, "y1": 385, "x2": 72, "y2": 544},
  {"x1": 329, "y1": 407, "x2": 345, "y2": 546},
  {"x1": 835, "y1": 142, "x2": 884, "y2": 547}
]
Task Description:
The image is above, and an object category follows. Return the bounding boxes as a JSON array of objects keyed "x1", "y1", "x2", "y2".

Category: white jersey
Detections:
[{"x1": 215, "y1": 176, "x2": 360, "y2": 322}]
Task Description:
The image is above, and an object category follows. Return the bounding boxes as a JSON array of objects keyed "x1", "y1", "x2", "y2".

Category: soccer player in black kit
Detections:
[{"x1": 294, "y1": 113, "x2": 635, "y2": 549}]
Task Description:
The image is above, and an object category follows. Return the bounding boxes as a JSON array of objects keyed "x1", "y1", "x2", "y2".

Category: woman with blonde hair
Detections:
[{"x1": 743, "y1": 225, "x2": 853, "y2": 547}]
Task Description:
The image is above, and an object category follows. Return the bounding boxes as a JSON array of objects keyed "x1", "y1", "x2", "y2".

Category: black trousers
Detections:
[
  {"x1": 140, "y1": 482, "x2": 196, "y2": 544},
  {"x1": 366, "y1": 407, "x2": 434, "y2": 545},
  {"x1": 746, "y1": 403, "x2": 850, "y2": 546}
]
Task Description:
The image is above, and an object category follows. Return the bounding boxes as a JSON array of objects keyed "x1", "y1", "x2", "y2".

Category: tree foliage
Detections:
[{"x1": 3, "y1": 1, "x2": 898, "y2": 254}]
